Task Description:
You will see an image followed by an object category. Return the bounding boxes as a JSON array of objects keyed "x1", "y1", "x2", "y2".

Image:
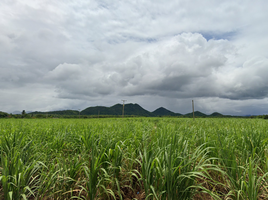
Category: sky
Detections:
[{"x1": 1, "y1": 0, "x2": 268, "y2": 115}]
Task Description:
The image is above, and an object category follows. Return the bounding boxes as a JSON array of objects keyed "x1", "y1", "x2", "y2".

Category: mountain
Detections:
[
  {"x1": 81, "y1": 103, "x2": 153, "y2": 116},
  {"x1": 27, "y1": 104, "x2": 227, "y2": 118},
  {"x1": 209, "y1": 112, "x2": 223, "y2": 117},
  {"x1": 152, "y1": 107, "x2": 182, "y2": 116},
  {"x1": 184, "y1": 111, "x2": 207, "y2": 117},
  {"x1": 81, "y1": 106, "x2": 113, "y2": 115},
  {"x1": 12, "y1": 110, "x2": 22, "y2": 114},
  {"x1": 123, "y1": 103, "x2": 153, "y2": 116}
]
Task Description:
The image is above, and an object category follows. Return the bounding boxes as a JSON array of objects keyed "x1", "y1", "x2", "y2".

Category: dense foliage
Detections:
[
  {"x1": 0, "y1": 118, "x2": 268, "y2": 199},
  {"x1": 0, "y1": 112, "x2": 8, "y2": 118}
]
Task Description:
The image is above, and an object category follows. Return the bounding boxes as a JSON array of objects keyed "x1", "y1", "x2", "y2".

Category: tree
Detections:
[
  {"x1": 22, "y1": 110, "x2": 26, "y2": 118},
  {"x1": 0, "y1": 111, "x2": 8, "y2": 118}
]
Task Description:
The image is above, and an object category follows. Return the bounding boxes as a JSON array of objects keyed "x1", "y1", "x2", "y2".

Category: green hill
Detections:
[
  {"x1": 184, "y1": 111, "x2": 207, "y2": 117},
  {"x1": 124, "y1": 103, "x2": 153, "y2": 116},
  {"x1": 81, "y1": 106, "x2": 112, "y2": 115},
  {"x1": 152, "y1": 107, "x2": 182, "y2": 116},
  {"x1": 81, "y1": 103, "x2": 153, "y2": 116},
  {"x1": 209, "y1": 112, "x2": 223, "y2": 117}
]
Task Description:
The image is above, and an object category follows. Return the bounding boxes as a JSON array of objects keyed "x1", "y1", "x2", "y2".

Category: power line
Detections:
[{"x1": 192, "y1": 100, "x2": 195, "y2": 121}]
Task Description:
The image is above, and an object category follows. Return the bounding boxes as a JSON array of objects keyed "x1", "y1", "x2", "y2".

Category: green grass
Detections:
[{"x1": 0, "y1": 118, "x2": 268, "y2": 199}]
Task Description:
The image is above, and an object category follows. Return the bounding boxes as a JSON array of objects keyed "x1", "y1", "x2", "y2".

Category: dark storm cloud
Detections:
[{"x1": 218, "y1": 56, "x2": 268, "y2": 100}]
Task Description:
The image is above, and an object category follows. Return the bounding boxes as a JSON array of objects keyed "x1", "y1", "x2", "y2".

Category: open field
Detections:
[{"x1": 0, "y1": 118, "x2": 268, "y2": 199}]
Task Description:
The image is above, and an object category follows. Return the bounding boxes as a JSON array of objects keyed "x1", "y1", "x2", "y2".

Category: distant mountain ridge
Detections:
[
  {"x1": 27, "y1": 103, "x2": 226, "y2": 117},
  {"x1": 184, "y1": 111, "x2": 207, "y2": 117},
  {"x1": 30, "y1": 110, "x2": 79, "y2": 115},
  {"x1": 152, "y1": 107, "x2": 182, "y2": 116},
  {"x1": 81, "y1": 103, "x2": 153, "y2": 116},
  {"x1": 209, "y1": 112, "x2": 223, "y2": 117}
]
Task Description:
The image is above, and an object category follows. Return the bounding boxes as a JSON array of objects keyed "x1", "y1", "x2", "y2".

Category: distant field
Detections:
[{"x1": 0, "y1": 118, "x2": 268, "y2": 199}]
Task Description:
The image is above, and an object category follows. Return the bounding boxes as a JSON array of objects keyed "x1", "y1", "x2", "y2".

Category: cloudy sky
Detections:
[{"x1": 1, "y1": 0, "x2": 268, "y2": 115}]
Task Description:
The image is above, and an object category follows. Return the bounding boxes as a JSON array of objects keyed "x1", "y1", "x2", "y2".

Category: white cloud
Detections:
[{"x1": 47, "y1": 63, "x2": 83, "y2": 81}]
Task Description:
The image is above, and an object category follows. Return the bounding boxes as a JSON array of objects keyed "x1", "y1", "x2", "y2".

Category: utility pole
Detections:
[
  {"x1": 122, "y1": 100, "x2": 127, "y2": 118},
  {"x1": 78, "y1": 109, "x2": 81, "y2": 118},
  {"x1": 192, "y1": 100, "x2": 195, "y2": 121}
]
